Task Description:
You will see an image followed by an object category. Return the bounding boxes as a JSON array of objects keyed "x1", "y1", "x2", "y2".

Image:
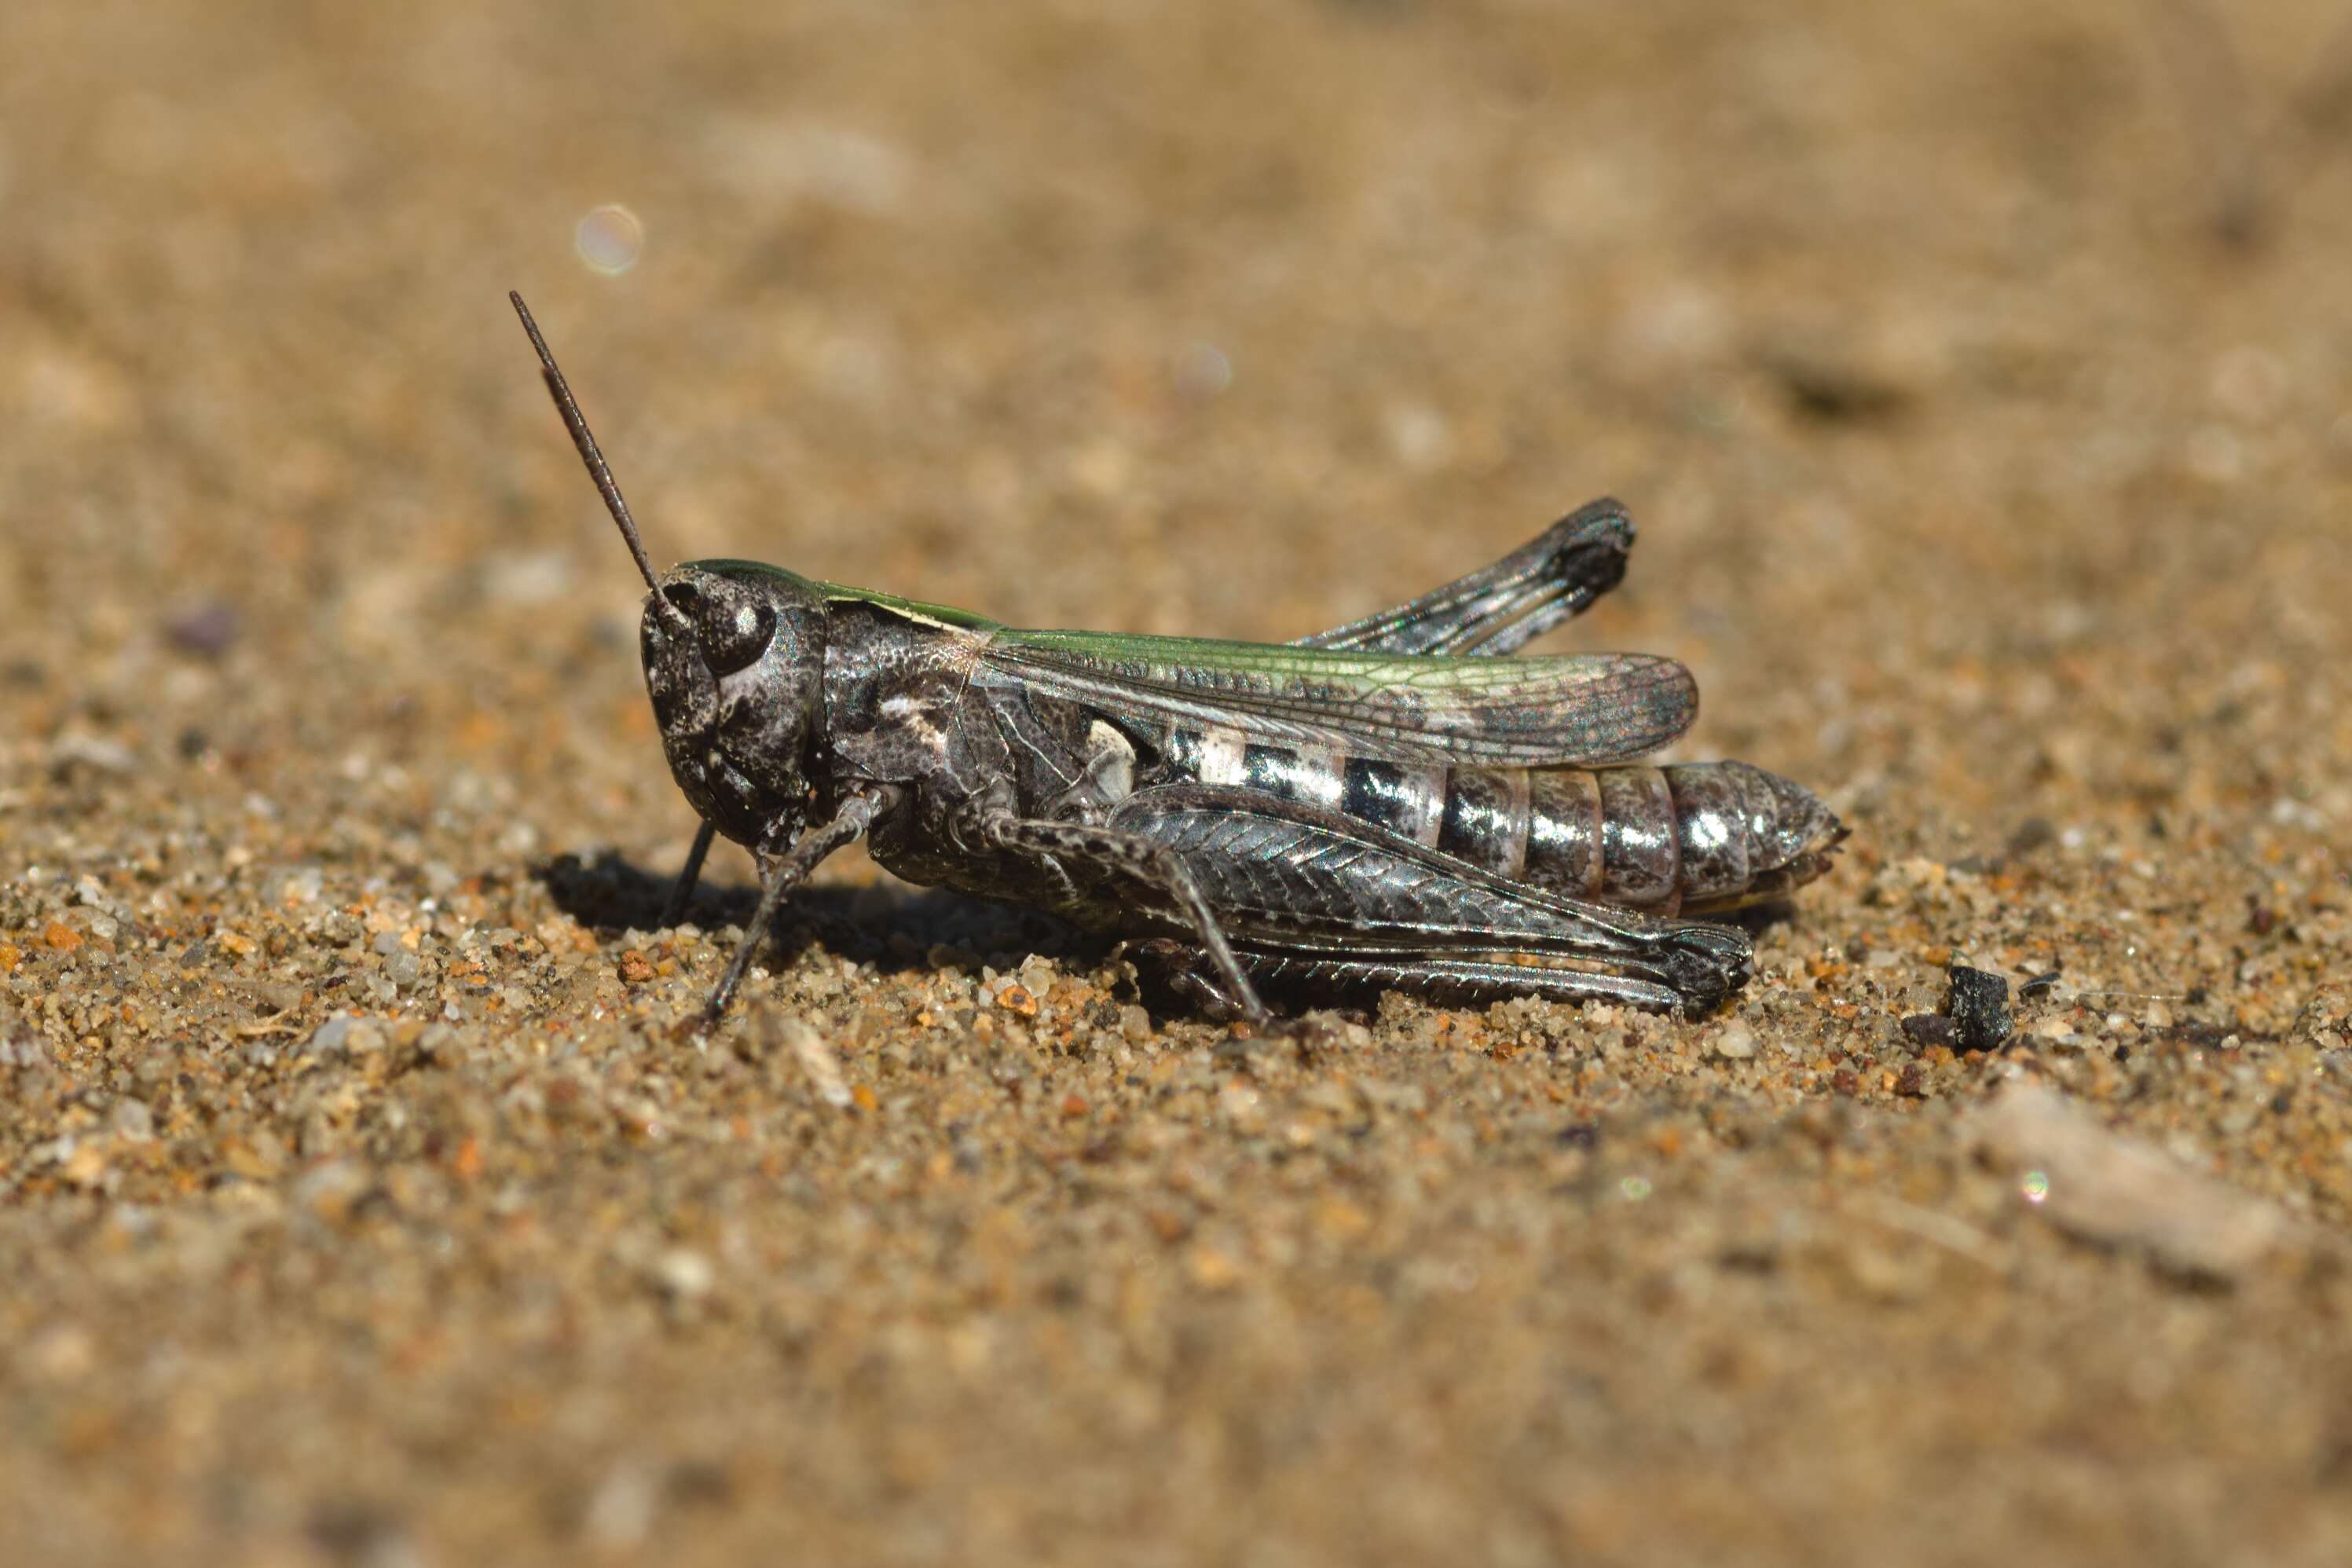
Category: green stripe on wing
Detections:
[{"x1": 984, "y1": 627, "x2": 1695, "y2": 768}]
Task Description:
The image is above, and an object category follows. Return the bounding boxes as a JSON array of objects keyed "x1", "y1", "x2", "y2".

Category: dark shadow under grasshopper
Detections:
[
  {"x1": 535, "y1": 848, "x2": 1086, "y2": 981},
  {"x1": 510, "y1": 293, "x2": 1845, "y2": 1033}
]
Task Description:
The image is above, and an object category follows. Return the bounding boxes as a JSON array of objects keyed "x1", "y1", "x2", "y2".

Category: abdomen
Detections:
[{"x1": 1158, "y1": 726, "x2": 1842, "y2": 915}]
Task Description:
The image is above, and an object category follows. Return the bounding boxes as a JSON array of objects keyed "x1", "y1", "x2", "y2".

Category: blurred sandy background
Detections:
[{"x1": 4, "y1": 0, "x2": 2351, "y2": 1563}]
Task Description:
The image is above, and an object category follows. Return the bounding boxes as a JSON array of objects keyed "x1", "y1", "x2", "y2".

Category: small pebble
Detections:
[
  {"x1": 1901, "y1": 1013, "x2": 1957, "y2": 1050},
  {"x1": 781, "y1": 1017, "x2": 852, "y2": 1107},
  {"x1": 166, "y1": 599, "x2": 240, "y2": 657},
  {"x1": 1946, "y1": 965, "x2": 2013, "y2": 1052},
  {"x1": 655, "y1": 1247, "x2": 715, "y2": 1302}
]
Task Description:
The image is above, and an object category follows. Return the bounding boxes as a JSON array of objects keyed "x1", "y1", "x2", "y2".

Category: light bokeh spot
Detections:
[
  {"x1": 575, "y1": 204, "x2": 645, "y2": 276},
  {"x1": 1171, "y1": 342, "x2": 1233, "y2": 399}
]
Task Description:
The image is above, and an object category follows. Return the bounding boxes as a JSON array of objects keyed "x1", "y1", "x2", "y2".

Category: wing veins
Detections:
[{"x1": 982, "y1": 631, "x2": 1693, "y2": 768}]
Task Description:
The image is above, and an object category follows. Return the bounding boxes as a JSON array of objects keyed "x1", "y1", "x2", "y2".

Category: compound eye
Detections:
[{"x1": 702, "y1": 600, "x2": 776, "y2": 676}]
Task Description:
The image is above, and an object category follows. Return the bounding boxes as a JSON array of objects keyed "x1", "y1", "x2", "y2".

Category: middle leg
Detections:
[{"x1": 975, "y1": 810, "x2": 1274, "y2": 1030}]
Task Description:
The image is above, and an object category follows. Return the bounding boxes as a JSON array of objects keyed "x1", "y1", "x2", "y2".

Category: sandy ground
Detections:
[{"x1": 5, "y1": 1, "x2": 2352, "y2": 1563}]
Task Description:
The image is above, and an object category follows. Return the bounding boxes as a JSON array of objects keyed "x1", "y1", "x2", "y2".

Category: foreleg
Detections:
[{"x1": 702, "y1": 785, "x2": 899, "y2": 1025}]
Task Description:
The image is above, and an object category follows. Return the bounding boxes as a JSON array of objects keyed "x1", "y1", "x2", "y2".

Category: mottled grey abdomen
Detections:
[
  {"x1": 1438, "y1": 760, "x2": 1840, "y2": 915},
  {"x1": 1154, "y1": 721, "x2": 1844, "y2": 918}
]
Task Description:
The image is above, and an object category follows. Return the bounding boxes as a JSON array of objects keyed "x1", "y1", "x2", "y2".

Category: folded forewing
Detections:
[{"x1": 981, "y1": 625, "x2": 1694, "y2": 768}]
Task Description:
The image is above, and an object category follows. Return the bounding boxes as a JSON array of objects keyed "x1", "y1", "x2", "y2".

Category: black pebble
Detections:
[{"x1": 1946, "y1": 965, "x2": 2013, "y2": 1052}]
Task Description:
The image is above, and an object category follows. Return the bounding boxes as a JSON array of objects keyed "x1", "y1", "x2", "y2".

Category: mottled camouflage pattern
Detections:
[{"x1": 514, "y1": 297, "x2": 1842, "y2": 1028}]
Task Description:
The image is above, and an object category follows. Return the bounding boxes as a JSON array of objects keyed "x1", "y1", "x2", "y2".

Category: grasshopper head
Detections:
[
  {"x1": 640, "y1": 562, "x2": 830, "y2": 848},
  {"x1": 504, "y1": 296, "x2": 836, "y2": 850}
]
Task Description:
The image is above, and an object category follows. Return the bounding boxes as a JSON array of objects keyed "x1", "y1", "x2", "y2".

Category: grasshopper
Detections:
[{"x1": 511, "y1": 294, "x2": 1843, "y2": 1031}]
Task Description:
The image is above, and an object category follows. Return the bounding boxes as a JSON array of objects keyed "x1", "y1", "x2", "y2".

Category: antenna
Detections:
[{"x1": 508, "y1": 291, "x2": 690, "y2": 630}]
